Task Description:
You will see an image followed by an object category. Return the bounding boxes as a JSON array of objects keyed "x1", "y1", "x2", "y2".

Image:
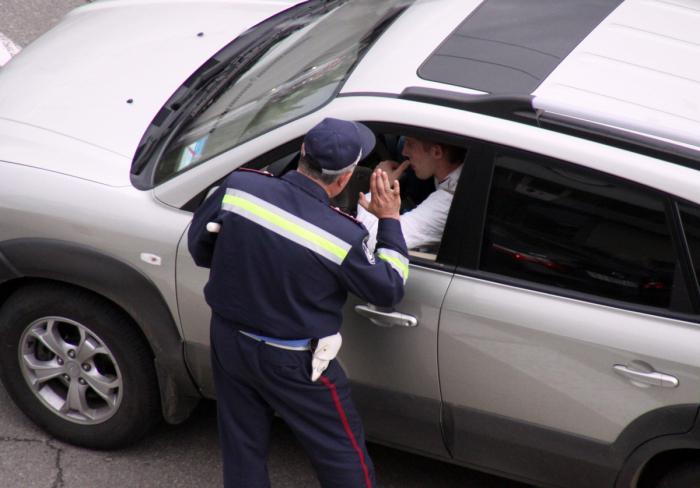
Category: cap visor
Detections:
[{"x1": 354, "y1": 122, "x2": 376, "y2": 162}]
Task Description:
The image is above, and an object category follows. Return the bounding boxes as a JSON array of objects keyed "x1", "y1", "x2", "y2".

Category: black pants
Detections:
[{"x1": 210, "y1": 314, "x2": 375, "y2": 488}]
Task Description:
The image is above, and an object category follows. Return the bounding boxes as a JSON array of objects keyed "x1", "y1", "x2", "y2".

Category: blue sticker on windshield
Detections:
[{"x1": 178, "y1": 135, "x2": 209, "y2": 170}]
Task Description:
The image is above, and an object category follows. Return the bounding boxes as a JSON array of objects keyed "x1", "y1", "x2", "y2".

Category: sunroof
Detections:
[{"x1": 418, "y1": 0, "x2": 623, "y2": 94}]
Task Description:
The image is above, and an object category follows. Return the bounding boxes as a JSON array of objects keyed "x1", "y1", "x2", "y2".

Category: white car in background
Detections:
[{"x1": 0, "y1": 1, "x2": 700, "y2": 487}]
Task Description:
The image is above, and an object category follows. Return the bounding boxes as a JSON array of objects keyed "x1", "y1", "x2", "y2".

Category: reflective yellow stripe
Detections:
[
  {"x1": 222, "y1": 194, "x2": 349, "y2": 263},
  {"x1": 377, "y1": 251, "x2": 409, "y2": 283}
]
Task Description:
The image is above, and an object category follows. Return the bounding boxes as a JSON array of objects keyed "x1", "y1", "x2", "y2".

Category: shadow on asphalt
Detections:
[
  {"x1": 153, "y1": 400, "x2": 532, "y2": 488},
  {"x1": 0, "y1": 380, "x2": 533, "y2": 488}
]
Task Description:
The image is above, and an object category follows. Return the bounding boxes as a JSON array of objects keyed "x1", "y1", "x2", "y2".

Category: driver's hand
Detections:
[
  {"x1": 376, "y1": 160, "x2": 410, "y2": 183},
  {"x1": 358, "y1": 169, "x2": 401, "y2": 220}
]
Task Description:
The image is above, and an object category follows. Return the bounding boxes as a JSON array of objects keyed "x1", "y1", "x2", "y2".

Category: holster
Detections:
[{"x1": 311, "y1": 332, "x2": 342, "y2": 382}]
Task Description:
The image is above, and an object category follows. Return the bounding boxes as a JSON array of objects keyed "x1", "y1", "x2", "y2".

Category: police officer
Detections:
[{"x1": 188, "y1": 117, "x2": 409, "y2": 488}]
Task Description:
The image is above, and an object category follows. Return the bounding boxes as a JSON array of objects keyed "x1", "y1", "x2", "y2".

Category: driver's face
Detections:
[{"x1": 402, "y1": 137, "x2": 437, "y2": 180}]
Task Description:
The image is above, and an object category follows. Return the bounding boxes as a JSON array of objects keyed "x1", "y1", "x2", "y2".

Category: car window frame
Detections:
[
  {"x1": 183, "y1": 121, "x2": 481, "y2": 274},
  {"x1": 352, "y1": 122, "x2": 487, "y2": 273},
  {"x1": 453, "y1": 141, "x2": 700, "y2": 323},
  {"x1": 676, "y1": 199, "x2": 700, "y2": 310}
]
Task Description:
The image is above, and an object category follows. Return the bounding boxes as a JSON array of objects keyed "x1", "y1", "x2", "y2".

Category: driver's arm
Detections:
[{"x1": 358, "y1": 186, "x2": 453, "y2": 251}]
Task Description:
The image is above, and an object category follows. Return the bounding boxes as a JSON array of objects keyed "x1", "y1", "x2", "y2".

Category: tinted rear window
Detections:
[{"x1": 480, "y1": 149, "x2": 677, "y2": 309}]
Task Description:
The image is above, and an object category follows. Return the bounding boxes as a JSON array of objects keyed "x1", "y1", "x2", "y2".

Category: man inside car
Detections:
[{"x1": 357, "y1": 137, "x2": 465, "y2": 252}]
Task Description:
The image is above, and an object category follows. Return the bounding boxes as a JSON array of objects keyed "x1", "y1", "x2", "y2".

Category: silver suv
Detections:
[{"x1": 1, "y1": 1, "x2": 699, "y2": 487}]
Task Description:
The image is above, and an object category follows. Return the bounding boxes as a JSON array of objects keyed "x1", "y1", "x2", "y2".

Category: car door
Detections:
[
  {"x1": 339, "y1": 262, "x2": 452, "y2": 458},
  {"x1": 334, "y1": 127, "x2": 478, "y2": 459},
  {"x1": 438, "y1": 143, "x2": 700, "y2": 487}
]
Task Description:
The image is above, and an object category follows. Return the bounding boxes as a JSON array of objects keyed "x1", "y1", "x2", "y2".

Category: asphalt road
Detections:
[
  {"x1": 0, "y1": 0, "x2": 88, "y2": 47},
  {"x1": 0, "y1": 383, "x2": 534, "y2": 488},
  {"x1": 0, "y1": 2, "x2": 534, "y2": 487}
]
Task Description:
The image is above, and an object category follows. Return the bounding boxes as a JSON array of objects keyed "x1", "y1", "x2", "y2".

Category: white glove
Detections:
[
  {"x1": 206, "y1": 222, "x2": 221, "y2": 233},
  {"x1": 311, "y1": 333, "x2": 342, "y2": 382}
]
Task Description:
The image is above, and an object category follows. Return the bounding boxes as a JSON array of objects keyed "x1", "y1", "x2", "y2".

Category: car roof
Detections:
[
  {"x1": 345, "y1": 0, "x2": 700, "y2": 153},
  {"x1": 533, "y1": 0, "x2": 700, "y2": 151}
]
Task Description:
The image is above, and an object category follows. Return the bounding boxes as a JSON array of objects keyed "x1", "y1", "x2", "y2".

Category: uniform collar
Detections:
[{"x1": 282, "y1": 170, "x2": 330, "y2": 204}]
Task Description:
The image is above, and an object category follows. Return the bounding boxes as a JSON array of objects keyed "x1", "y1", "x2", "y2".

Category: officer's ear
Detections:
[{"x1": 328, "y1": 171, "x2": 354, "y2": 198}]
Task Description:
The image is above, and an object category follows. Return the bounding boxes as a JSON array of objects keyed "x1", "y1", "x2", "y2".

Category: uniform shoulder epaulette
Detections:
[
  {"x1": 236, "y1": 167, "x2": 273, "y2": 177},
  {"x1": 330, "y1": 206, "x2": 363, "y2": 227}
]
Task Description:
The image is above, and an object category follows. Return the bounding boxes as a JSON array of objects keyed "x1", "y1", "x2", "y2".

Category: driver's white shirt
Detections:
[{"x1": 357, "y1": 165, "x2": 462, "y2": 251}]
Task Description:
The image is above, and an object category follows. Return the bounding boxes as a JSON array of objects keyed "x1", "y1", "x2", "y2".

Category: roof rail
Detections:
[
  {"x1": 399, "y1": 87, "x2": 536, "y2": 124},
  {"x1": 538, "y1": 113, "x2": 700, "y2": 172},
  {"x1": 398, "y1": 86, "x2": 700, "y2": 172}
]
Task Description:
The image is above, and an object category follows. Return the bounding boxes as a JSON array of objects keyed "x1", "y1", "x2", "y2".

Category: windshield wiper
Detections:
[{"x1": 131, "y1": 0, "x2": 342, "y2": 187}]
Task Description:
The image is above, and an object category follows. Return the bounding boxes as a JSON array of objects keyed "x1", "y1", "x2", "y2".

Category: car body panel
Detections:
[
  {"x1": 0, "y1": 0, "x2": 297, "y2": 167},
  {"x1": 0, "y1": 118, "x2": 130, "y2": 187},
  {"x1": 534, "y1": 0, "x2": 700, "y2": 150},
  {"x1": 441, "y1": 276, "x2": 700, "y2": 444},
  {"x1": 338, "y1": 266, "x2": 451, "y2": 458},
  {"x1": 0, "y1": 161, "x2": 190, "y2": 333}
]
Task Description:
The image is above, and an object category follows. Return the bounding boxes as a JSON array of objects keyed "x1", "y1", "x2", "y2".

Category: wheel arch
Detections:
[
  {"x1": 615, "y1": 406, "x2": 700, "y2": 487},
  {"x1": 635, "y1": 449, "x2": 700, "y2": 488},
  {"x1": 0, "y1": 238, "x2": 200, "y2": 423}
]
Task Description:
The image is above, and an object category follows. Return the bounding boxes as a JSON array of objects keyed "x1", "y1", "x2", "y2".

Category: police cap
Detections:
[{"x1": 303, "y1": 118, "x2": 376, "y2": 175}]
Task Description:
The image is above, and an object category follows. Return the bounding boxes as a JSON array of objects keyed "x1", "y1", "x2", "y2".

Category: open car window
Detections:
[
  {"x1": 314, "y1": 130, "x2": 468, "y2": 263},
  {"x1": 221, "y1": 126, "x2": 470, "y2": 266}
]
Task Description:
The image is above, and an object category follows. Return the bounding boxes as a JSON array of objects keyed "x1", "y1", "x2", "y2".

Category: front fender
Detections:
[{"x1": 0, "y1": 238, "x2": 201, "y2": 422}]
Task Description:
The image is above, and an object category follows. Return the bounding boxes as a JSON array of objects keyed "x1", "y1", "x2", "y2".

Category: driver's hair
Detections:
[
  {"x1": 297, "y1": 155, "x2": 347, "y2": 185},
  {"x1": 418, "y1": 140, "x2": 466, "y2": 165}
]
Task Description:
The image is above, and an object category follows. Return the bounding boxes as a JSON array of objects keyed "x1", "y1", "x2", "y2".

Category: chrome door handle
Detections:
[
  {"x1": 354, "y1": 304, "x2": 418, "y2": 328},
  {"x1": 613, "y1": 365, "x2": 679, "y2": 388}
]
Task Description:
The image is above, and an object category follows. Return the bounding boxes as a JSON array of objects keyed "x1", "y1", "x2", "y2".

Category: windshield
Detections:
[{"x1": 154, "y1": 0, "x2": 413, "y2": 184}]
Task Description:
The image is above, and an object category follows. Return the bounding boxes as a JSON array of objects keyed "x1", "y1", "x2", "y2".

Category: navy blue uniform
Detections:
[{"x1": 188, "y1": 168, "x2": 408, "y2": 488}]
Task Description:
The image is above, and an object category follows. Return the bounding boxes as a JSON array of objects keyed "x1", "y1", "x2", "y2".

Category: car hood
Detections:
[{"x1": 0, "y1": 0, "x2": 298, "y2": 186}]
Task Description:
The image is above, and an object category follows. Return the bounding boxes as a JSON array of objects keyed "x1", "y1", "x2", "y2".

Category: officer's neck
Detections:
[
  {"x1": 296, "y1": 170, "x2": 335, "y2": 198},
  {"x1": 298, "y1": 169, "x2": 348, "y2": 199}
]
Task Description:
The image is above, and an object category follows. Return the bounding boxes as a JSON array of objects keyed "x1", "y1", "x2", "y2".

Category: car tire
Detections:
[
  {"x1": 0, "y1": 283, "x2": 161, "y2": 449},
  {"x1": 653, "y1": 459, "x2": 700, "y2": 488}
]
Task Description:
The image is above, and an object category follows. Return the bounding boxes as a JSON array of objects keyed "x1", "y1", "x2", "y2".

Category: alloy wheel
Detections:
[{"x1": 18, "y1": 316, "x2": 123, "y2": 425}]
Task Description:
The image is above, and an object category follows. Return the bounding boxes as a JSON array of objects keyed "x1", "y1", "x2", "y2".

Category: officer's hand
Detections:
[
  {"x1": 376, "y1": 159, "x2": 410, "y2": 183},
  {"x1": 358, "y1": 169, "x2": 401, "y2": 220}
]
